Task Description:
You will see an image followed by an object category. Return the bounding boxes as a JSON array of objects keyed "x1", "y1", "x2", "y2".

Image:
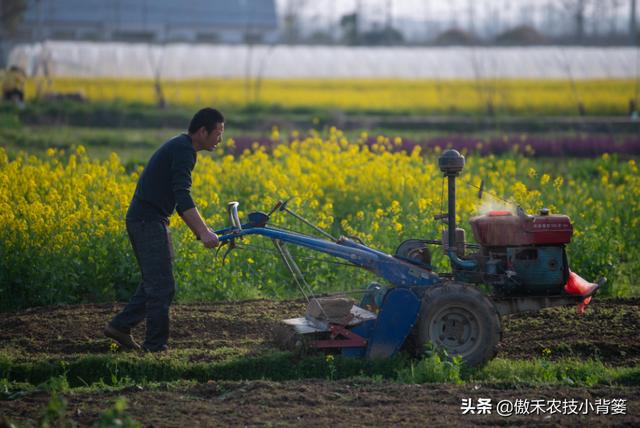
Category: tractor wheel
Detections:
[{"x1": 414, "y1": 282, "x2": 501, "y2": 366}]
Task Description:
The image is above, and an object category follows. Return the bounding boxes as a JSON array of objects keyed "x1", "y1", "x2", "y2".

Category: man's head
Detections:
[{"x1": 188, "y1": 108, "x2": 225, "y2": 152}]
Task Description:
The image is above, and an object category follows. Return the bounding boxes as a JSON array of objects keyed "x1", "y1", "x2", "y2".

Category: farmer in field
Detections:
[
  {"x1": 2, "y1": 65, "x2": 26, "y2": 108},
  {"x1": 105, "y1": 107, "x2": 224, "y2": 352}
]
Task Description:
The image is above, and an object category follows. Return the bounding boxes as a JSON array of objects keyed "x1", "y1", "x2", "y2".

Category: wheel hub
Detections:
[{"x1": 430, "y1": 307, "x2": 479, "y2": 354}]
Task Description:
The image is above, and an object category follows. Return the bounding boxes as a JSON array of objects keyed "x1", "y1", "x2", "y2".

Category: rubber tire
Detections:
[{"x1": 415, "y1": 282, "x2": 501, "y2": 367}]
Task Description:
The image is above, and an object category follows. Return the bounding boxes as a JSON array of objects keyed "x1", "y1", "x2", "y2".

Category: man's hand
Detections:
[
  {"x1": 180, "y1": 207, "x2": 219, "y2": 248},
  {"x1": 200, "y1": 228, "x2": 219, "y2": 249}
]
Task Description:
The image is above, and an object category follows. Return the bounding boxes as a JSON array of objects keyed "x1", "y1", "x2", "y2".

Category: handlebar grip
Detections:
[{"x1": 227, "y1": 201, "x2": 242, "y2": 230}]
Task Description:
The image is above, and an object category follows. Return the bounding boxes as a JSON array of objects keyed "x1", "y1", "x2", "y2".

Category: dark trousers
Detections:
[{"x1": 110, "y1": 221, "x2": 175, "y2": 351}]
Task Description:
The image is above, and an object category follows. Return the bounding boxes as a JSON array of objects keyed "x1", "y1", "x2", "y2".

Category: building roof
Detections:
[{"x1": 23, "y1": 0, "x2": 278, "y2": 30}]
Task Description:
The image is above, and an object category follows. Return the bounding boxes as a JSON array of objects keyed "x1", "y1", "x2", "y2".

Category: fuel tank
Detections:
[{"x1": 469, "y1": 209, "x2": 572, "y2": 247}]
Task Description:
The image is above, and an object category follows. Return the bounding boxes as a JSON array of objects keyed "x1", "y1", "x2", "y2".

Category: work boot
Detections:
[{"x1": 104, "y1": 324, "x2": 141, "y2": 351}]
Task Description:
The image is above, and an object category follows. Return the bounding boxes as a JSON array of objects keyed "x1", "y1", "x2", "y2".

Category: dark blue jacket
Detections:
[{"x1": 126, "y1": 133, "x2": 196, "y2": 224}]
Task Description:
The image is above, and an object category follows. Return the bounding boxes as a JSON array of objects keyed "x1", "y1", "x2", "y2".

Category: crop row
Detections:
[
  {"x1": 0, "y1": 131, "x2": 638, "y2": 310},
  {"x1": 26, "y1": 78, "x2": 638, "y2": 116}
]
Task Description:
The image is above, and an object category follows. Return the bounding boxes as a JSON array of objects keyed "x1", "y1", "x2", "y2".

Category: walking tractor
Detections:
[{"x1": 213, "y1": 149, "x2": 604, "y2": 366}]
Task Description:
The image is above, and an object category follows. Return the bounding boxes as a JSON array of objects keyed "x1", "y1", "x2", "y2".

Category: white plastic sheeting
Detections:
[{"x1": 8, "y1": 41, "x2": 639, "y2": 80}]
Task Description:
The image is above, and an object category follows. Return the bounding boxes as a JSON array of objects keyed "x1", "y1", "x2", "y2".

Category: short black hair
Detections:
[{"x1": 188, "y1": 108, "x2": 224, "y2": 134}]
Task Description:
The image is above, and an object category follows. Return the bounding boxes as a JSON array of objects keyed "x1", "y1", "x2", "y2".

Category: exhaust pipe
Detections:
[{"x1": 438, "y1": 149, "x2": 477, "y2": 270}]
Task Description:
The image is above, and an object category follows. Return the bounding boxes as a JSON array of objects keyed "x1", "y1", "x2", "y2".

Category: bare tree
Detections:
[
  {"x1": 0, "y1": 0, "x2": 26, "y2": 34},
  {"x1": 146, "y1": 45, "x2": 166, "y2": 108},
  {"x1": 281, "y1": 0, "x2": 310, "y2": 44},
  {"x1": 632, "y1": 0, "x2": 638, "y2": 43},
  {"x1": 466, "y1": 0, "x2": 476, "y2": 35},
  {"x1": 607, "y1": 0, "x2": 625, "y2": 35},
  {"x1": 589, "y1": 0, "x2": 624, "y2": 36},
  {"x1": 561, "y1": 0, "x2": 591, "y2": 41},
  {"x1": 0, "y1": 0, "x2": 27, "y2": 66},
  {"x1": 541, "y1": 1, "x2": 554, "y2": 36},
  {"x1": 558, "y1": 48, "x2": 586, "y2": 115}
]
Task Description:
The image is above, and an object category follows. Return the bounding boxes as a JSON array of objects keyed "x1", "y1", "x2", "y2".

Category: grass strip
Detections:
[{"x1": 1, "y1": 352, "x2": 638, "y2": 394}]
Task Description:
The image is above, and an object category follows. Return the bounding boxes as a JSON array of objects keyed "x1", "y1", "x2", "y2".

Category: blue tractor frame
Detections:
[
  {"x1": 214, "y1": 202, "x2": 437, "y2": 359},
  {"x1": 211, "y1": 150, "x2": 601, "y2": 365}
]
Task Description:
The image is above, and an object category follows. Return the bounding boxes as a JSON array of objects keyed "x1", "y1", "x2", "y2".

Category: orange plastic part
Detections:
[{"x1": 564, "y1": 271, "x2": 597, "y2": 314}]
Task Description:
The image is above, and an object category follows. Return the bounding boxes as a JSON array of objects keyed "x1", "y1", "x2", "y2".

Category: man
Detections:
[{"x1": 105, "y1": 108, "x2": 223, "y2": 352}]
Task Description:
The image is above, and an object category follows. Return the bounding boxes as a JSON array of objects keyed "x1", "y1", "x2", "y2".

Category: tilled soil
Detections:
[
  {"x1": 498, "y1": 298, "x2": 640, "y2": 366},
  {"x1": 0, "y1": 298, "x2": 638, "y2": 365},
  {"x1": 0, "y1": 300, "x2": 306, "y2": 362},
  {"x1": 0, "y1": 298, "x2": 639, "y2": 426}
]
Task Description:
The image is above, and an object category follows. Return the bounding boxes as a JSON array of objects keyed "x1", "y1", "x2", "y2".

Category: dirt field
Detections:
[
  {"x1": 2, "y1": 380, "x2": 638, "y2": 427},
  {"x1": 1, "y1": 298, "x2": 639, "y2": 426},
  {"x1": 1, "y1": 297, "x2": 639, "y2": 365}
]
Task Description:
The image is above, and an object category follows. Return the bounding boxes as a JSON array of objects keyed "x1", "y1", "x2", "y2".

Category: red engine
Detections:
[{"x1": 469, "y1": 209, "x2": 573, "y2": 247}]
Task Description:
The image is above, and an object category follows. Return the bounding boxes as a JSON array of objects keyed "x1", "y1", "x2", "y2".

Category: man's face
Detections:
[{"x1": 201, "y1": 122, "x2": 224, "y2": 151}]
